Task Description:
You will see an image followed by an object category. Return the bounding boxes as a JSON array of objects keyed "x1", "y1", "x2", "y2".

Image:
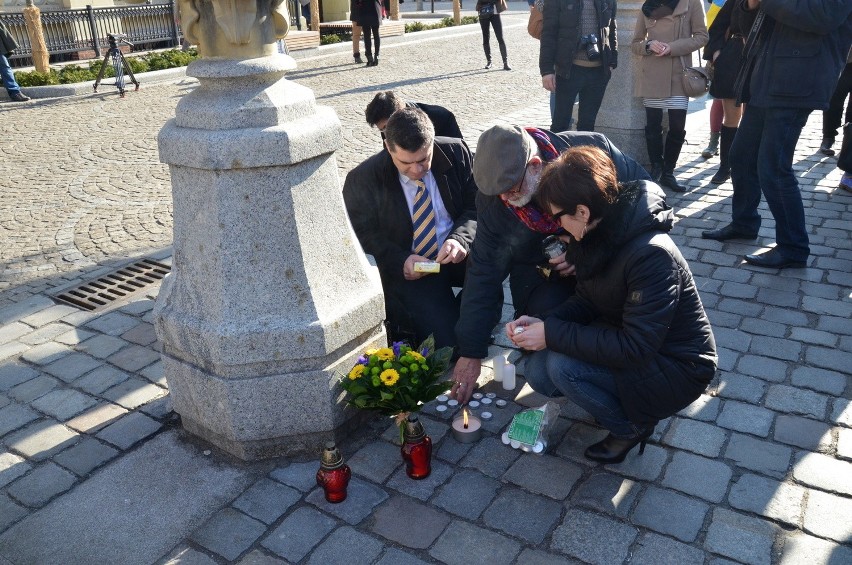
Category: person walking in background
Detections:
[
  {"x1": 702, "y1": 0, "x2": 852, "y2": 269},
  {"x1": 819, "y1": 48, "x2": 852, "y2": 157},
  {"x1": 539, "y1": 0, "x2": 618, "y2": 133},
  {"x1": 699, "y1": 0, "x2": 727, "y2": 161},
  {"x1": 352, "y1": 0, "x2": 382, "y2": 66},
  {"x1": 476, "y1": 0, "x2": 511, "y2": 70},
  {"x1": 632, "y1": 0, "x2": 708, "y2": 193},
  {"x1": 1, "y1": 21, "x2": 30, "y2": 102},
  {"x1": 702, "y1": 0, "x2": 750, "y2": 184}
]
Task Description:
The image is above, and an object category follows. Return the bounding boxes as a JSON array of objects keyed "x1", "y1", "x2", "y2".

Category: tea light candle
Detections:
[
  {"x1": 481, "y1": 411, "x2": 493, "y2": 420},
  {"x1": 436, "y1": 405, "x2": 448, "y2": 413},
  {"x1": 468, "y1": 400, "x2": 480, "y2": 409},
  {"x1": 451, "y1": 408, "x2": 482, "y2": 443},
  {"x1": 472, "y1": 392, "x2": 483, "y2": 400},
  {"x1": 480, "y1": 397, "x2": 492, "y2": 405},
  {"x1": 447, "y1": 399, "x2": 459, "y2": 407},
  {"x1": 495, "y1": 399, "x2": 507, "y2": 408},
  {"x1": 485, "y1": 392, "x2": 497, "y2": 399},
  {"x1": 501, "y1": 432, "x2": 511, "y2": 445},
  {"x1": 436, "y1": 395, "x2": 448, "y2": 403}
]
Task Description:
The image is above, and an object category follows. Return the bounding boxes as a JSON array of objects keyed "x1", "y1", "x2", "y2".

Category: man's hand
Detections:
[
  {"x1": 403, "y1": 254, "x2": 433, "y2": 280},
  {"x1": 450, "y1": 356, "x2": 481, "y2": 404},
  {"x1": 542, "y1": 74, "x2": 556, "y2": 92},
  {"x1": 436, "y1": 239, "x2": 467, "y2": 264},
  {"x1": 507, "y1": 315, "x2": 546, "y2": 351}
]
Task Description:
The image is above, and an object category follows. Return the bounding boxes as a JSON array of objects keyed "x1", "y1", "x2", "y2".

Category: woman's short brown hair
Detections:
[{"x1": 535, "y1": 146, "x2": 619, "y2": 221}]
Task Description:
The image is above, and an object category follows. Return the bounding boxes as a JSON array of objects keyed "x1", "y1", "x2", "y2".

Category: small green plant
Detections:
[
  {"x1": 320, "y1": 33, "x2": 343, "y2": 45},
  {"x1": 405, "y1": 21, "x2": 429, "y2": 32},
  {"x1": 14, "y1": 70, "x2": 59, "y2": 87}
]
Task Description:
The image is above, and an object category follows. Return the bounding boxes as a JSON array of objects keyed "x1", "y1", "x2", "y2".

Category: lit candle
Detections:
[{"x1": 451, "y1": 408, "x2": 482, "y2": 443}]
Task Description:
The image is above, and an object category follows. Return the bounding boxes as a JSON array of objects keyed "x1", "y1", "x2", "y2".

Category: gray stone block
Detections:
[
  {"x1": 550, "y1": 508, "x2": 637, "y2": 565},
  {"x1": 0, "y1": 323, "x2": 32, "y2": 346},
  {"x1": 740, "y1": 317, "x2": 786, "y2": 338},
  {"x1": 716, "y1": 400, "x2": 774, "y2": 437},
  {"x1": 269, "y1": 461, "x2": 317, "y2": 492},
  {"x1": 677, "y1": 394, "x2": 721, "y2": 422},
  {"x1": 262, "y1": 507, "x2": 337, "y2": 561},
  {"x1": 106, "y1": 344, "x2": 161, "y2": 373},
  {"x1": 121, "y1": 322, "x2": 158, "y2": 346},
  {"x1": 306, "y1": 526, "x2": 384, "y2": 565},
  {"x1": 305, "y1": 477, "x2": 388, "y2": 525},
  {"x1": 232, "y1": 478, "x2": 302, "y2": 524},
  {"x1": 724, "y1": 433, "x2": 791, "y2": 479},
  {"x1": 8, "y1": 375, "x2": 59, "y2": 403},
  {"x1": 435, "y1": 435, "x2": 474, "y2": 464},
  {"x1": 736, "y1": 355, "x2": 787, "y2": 383},
  {"x1": 95, "y1": 412, "x2": 162, "y2": 450},
  {"x1": 632, "y1": 485, "x2": 709, "y2": 542},
  {"x1": 662, "y1": 417, "x2": 727, "y2": 458},
  {"x1": 803, "y1": 489, "x2": 852, "y2": 543},
  {"x1": 0, "y1": 342, "x2": 28, "y2": 363},
  {"x1": 715, "y1": 373, "x2": 767, "y2": 403},
  {"x1": 705, "y1": 508, "x2": 778, "y2": 565},
  {"x1": 765, "y1": 385, "x2": 828, "y2": 419},
  {"x1": 806, "y1": 346, "x2": 852, "y2": 374},
  {"x1": 191, "y1": 507, "x2": 267, "y2": 561},
  {"x1": 19, "y1": 324, "x2": 74, "y2": 346},
  {"x1": 459, "y1": 436, "x2": 521, "y2": 478},
  {"x1": 838, "y1": 427, "x2": 852, "y2": 460},
  {"x1": 348, "y1": 441, "x2": 402, "y2": 483},
  {"x1": 0, "y1": 403, "x2": 39, "y2": 437},
  {"x1": 75, "y1": 335, "x2": 129, "y2": 359},
  {"x1": 5, "y1": 420, "x2": 79, "y2": 461},
  {"x1": 503, "y1": 453, "x2": 583, "y2": 500},
  {"x1": 750, "y1": 335, "x2": 802, "y2": 362},
  {"x1": 43, "y1": 353, "x2": 102, "y2": 383},
  {"x1": 0, "y1": 494, "x2": 27, "y2": 533},
  {"x1": 779, "y1": 532, "x2": 852, "y2": 565},
  {"x1": 374, "y1": 548, "x2": 432, "y2": 565},
  {"x1": 120, "y1": 299, "x2": 156, "y2": 316},
  {"x1": 482, "y1": 487, "x2": 562, "y2": 544},
  {"x1": 833, "y1": 398, "x2": 852, "y2": 427},
  {"x1": 382, "y1": 417, "x2": 450, "y2": 446},
  {"x1": 631, "y1": 532, "x2": 705, "y2": 565},
  {"x1": 713, "y1": 327, "x2": 752, "y2": 353},
  {"x1": 603, "y1": 443, "x2": 667, "y2": 481},
  {"x1": 432, "y1": 468, "x2": 499, "y2": 520},
  {"x1": 516, "y1": 549, "x2": 583, "y2": 565},
  {"x1": 370, "y1": 496, "x2": 450, "y2": 550},
  {"x1": 20, "y1": 343, "x2": 72, "y2": 366},
  {"x1": 429, "y1": 519, "x2": 520, "y2": 565},
  {"x1": 73, "y1": 366, "x2": 131, "y2": 395},
  {"x1": 791, "y1": 366, "x2": 847, "y2": 395},
  {"x1": 162, "y1": 545, "x2": 219, "y2": 565},
  {"x1": 19, "y1": 305, "x2": 78, "y2": 328},
  {"x1": 84, "y1": 312, "x2": 141, "y2": 336},
  {"x1": 237, "y1": 549, "x2": 287, "y2": 564},
  {"x1": 140, "y1": 395, "x2": 173, "y2": 420},
  {"x1": 662, "y1": 451, "x2": 732, "y2": 503},
  {"x1": 54, "y1": 329, "x2": 96, "y2": 347},
  {"x1": 789, "y1": 327, "x2": 838, "y2": 348},
  {"x1": 102, "y1": 377, "x2": 166, "y2": 410},
  {"x1": 385, "y1": 459, "x2": 452, "y2": 501},
  {"x1": 6, "y1": 462, "x2": 76, "y2": 507},
  {"x1": 31, "y1": 389, "x2": 98, "y2": 421},
  {"x1": 0, "y1": 363, "x2": 40, "y2": 392},
  {"x1": 139, "y1": 361, "x2": 165, "y2": 385},
  {"x1": 0, "y1": 452, "x2": 31, "y2": 488},
  {"x1": 53, "y1": 437, "x2": 119, "y2": 476},
  {"x1": 572, "y1": 472, "x2": 639, "y2": 519},
  {"x1": 65, "y1": 403, "x2": 129, "y2": 434},
  {"x1": 774, "y1": 414, "x2": 832, "y2": 451},
  {"x1": 728, "y1": 474, "x2": 804, "y2": 526},
  {"x1": 792, "y1": 452, "x2": 852, "y2": 496}
]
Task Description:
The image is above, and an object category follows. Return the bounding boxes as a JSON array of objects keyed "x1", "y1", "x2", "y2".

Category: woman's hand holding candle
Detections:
[{"x1": 507, "y1": 316, "x2": 546, "y2": 351}]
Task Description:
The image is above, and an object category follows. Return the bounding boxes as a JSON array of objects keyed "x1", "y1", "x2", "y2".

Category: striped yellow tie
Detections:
[{"x1": 411, "y1": 179, "x2": 439, "y2": 260}]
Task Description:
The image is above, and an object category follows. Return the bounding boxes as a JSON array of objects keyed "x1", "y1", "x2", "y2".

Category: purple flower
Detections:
[
  {"x1": 357, "y1": 355, "x2": 368, "y2": 365},
  {"x1": 392, "y1": 341, "x2": 403, "y2": 358},
  {"x1": 421, "y1": 346, "x2": 430, "y2": 356}
]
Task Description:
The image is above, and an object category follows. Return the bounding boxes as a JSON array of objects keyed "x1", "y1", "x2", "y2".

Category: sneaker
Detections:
[
  {"x1": 9, "y1": 92, "x2": 30, "y2": 102},
  {"x1": 840, "y1": 173, "x2": 852, "y2": 193},
  {"x1": 819, "y1": 137, "x2": 835, "y2": 156}
]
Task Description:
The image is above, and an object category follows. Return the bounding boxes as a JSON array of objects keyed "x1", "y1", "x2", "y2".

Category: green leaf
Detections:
[{"x1": 380, "y1": 390, "x2": 394, "y2": 401}]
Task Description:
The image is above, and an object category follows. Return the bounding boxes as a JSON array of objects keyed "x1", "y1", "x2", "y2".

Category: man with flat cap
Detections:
[{"x1": 449, "y1": 125, "x2": 650, "y2": 402}]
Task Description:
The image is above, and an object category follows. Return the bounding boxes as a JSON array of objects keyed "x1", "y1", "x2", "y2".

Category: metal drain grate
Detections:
[{"x1": 54, "y1": 258, "x2": 171, "y2": 312}]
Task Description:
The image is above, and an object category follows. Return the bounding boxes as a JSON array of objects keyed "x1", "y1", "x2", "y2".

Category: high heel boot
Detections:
[
  {"x1": 584, "y1": 427, "x2": 654, "y2": 464},
  {"x1": 485, "y1": 58, "x2": 493, "y2": 69},
  {"x1": 644, "y1": 126, "x2": 664, "y2": 182},
  {"x1": 659, "y1": 130, "x2": 686, "y2": 193},
  {"x1": 710, "y1": 125, "x2": 736, "y2": 184},
  {"x1": 364, "y1": 54, "x2": 374, "y2": 67}
]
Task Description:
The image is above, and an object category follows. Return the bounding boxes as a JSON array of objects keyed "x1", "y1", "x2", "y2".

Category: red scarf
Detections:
[{"x1": 502, "y1": 128, "x2": 563, "y2": 234}]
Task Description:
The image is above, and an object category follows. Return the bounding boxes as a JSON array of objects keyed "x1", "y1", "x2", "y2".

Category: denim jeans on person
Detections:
[
  {"x1": 1, "y1": 54, "x2": 22, "y2": 96},
  {"x1": 728, "y1": 105, "x2": 812, "y2": 261},
  {"x1": 552, "y1": 65, "x2": 610, "y2": 133},
  {"x1": 524, "y1": 349, "x2": 643, "y2": 438}
]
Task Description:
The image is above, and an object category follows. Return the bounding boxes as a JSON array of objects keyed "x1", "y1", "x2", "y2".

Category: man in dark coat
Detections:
[
  {"x1": 343, "y1": 108, "x2": 477, "y2": 349},
  {"x1": 365, "y1": 91, "x2": 463, "y2": 141},
  {"x1": 0, "y1": 21, "x2": 29, "y2": 102},
  {"x1": 449, "y1": 125, "x2": 649, "y2": 402},
  {"x1": 702, "y1": 0, "x2": 852, "y2": 268},
  {"x1": 539, "y1": 0, "x2": 618, "y2": 132}
]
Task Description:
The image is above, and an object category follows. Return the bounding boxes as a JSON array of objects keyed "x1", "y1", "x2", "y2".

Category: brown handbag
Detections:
[{"x1": 680, "y1": 52, "x2": 712, "y2": 98}]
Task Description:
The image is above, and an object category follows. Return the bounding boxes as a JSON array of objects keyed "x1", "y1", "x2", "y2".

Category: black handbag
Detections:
[{"x1": 479, "y1": 3, "x2": 495, "y2": 21}]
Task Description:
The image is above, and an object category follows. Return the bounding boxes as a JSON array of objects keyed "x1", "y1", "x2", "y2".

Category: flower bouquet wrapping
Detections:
[{"x1": 339, "y1": 335, "x2": 453, "y2": 437}]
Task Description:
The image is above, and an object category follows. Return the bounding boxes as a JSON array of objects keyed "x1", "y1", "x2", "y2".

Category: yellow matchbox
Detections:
[{"x1": 413, "y1": 261, "x2": 441, "y2": 273}]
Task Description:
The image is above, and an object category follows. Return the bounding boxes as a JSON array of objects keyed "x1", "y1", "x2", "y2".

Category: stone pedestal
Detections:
[
  {"x1": 596, "y1": 2, "x2": 650, "y2": 167},
  {"x1": 155, "y1": 56, "x2": 386, "y2": 460}
]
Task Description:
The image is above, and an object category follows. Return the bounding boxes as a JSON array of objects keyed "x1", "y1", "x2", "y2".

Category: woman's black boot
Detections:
[
  {"x1": 584, "y1": 427, "x2": 654, "y2": 464},
  {"x1": 660, "y1": 130, "x2": 686, "y2": 192},
  {"x1": 644, "y1": 126, "x2": 664, "y2": 182},
  {"x1": 710, "y1": 125, "x2": 737, "y2": 184},
  {"x1": 485, "y1": 58, "x2": 493, "y2": 69},
  {"x1": 364, "y1": 54, "x2": 374, "y2": 67},
  {"x1": 503, "y1": 59, "x2": 511, "y2": 71},
  {"x1": 372, "y1": 55, "x2": 380, "y2": 66}
]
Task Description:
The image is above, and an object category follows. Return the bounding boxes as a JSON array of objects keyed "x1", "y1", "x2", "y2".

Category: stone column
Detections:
[
  {"x1": 156, "y1": 0, "x2": 386, "y2": 460},
  {"x1": 595, "y1": 2, "x2": 649, "y2": 167}
]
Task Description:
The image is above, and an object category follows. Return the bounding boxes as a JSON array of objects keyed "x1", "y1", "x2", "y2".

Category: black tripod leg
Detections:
[
  {"x1": 92, "y1": 49, "x2": 112, "y2": 92},
  {"x1": 118, "y1": 51, "x2": 140, "y2": 91}
]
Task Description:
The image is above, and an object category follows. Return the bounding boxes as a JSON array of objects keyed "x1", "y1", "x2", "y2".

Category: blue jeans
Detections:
[
  {"x1": 1, "y1": 54, "x2": 22, "y2": 96},
  {"x1": 552, "y1": 65, "x2": 610, "y2": 133},
  {"x1": 525, "y1": 349, "x2": 640, "y2": 438},
  {"x1": 729, "y1": 105, "x2": 812, "y2": 261}
]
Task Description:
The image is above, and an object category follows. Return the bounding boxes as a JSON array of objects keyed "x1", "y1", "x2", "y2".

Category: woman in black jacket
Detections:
[
  {"x1": 476, "y1": 0, "x2": 510, "y2": 70},
  {"x1": 352, "y1": 0, "x2": 382, "y2": 66},
  {"x1": 508, "y1": 146, "x2": 717, "y2": 463}
]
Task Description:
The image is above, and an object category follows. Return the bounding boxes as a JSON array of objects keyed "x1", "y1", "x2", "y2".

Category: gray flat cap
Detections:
[{"x1": 473, "y1": 125, "x2": 536, "y2": 196}]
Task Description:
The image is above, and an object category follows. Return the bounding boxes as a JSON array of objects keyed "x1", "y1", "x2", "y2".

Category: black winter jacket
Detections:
[
  {"x1": 539, "y1": 0, "x2": 618, "y2": 78},
  {"x1": 454, "y1": 131, "x2": 649, "y2": 360},
  {"x1": 544, "y1": 181, "x2": 717, "y2": 426}
]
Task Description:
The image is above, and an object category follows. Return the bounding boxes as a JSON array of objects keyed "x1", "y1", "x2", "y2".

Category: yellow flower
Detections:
[
  {"x1": 376, "y1": 348, "x2": 395, "y2": 361},
  {"x1": 348, "y1": 364, "x2": 366, "y2": 380},
  {"x1": 365, "y1": 348, "x2": 378, "y2": 356},
  {"x1": 380, "y1": 369, "x2": 400, "y2": 386},
  {"x1": 409, "y1": 351, "x2": 425, "y2": 363}
]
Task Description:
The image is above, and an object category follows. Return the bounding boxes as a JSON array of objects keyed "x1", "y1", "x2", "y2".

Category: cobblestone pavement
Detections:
[{"x1": 1, "y1": 9, "x2": 851, "y2": 565}]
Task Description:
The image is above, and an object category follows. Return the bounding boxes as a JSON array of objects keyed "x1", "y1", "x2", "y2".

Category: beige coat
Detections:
[{"x1": 631, "y1": 0, "x2": 708, "y2": 98}]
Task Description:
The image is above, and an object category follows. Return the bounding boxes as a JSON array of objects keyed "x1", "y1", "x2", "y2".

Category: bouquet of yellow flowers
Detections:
[{"x1": 339, "y1": 335, "x2": 452, "y2": 421}]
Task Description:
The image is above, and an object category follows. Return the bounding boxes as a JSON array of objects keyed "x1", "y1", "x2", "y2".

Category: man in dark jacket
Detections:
[
  {"x1": 343, "y1": 108, "x2": 477, "y2": 349},
  {"x1": 449, "y1": 125, "x2": 649, "y2": 402},
  {"x1": 365, "y1": 91, "x2": 463, "y2": 141},
  {"x1": 539, "y1": 0, "x2": 617, "y2": 132},
  {"x1": 0, "y1": 21, "x2": 29, "y2": 102},
  {"x1": 702, "y1": 0, "x2": 852, "y2": 269}
]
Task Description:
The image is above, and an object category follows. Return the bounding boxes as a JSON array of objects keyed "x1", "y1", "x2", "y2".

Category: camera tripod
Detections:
[{"x1": 92, "y1": 33, "x2": 140, "y2": 98}]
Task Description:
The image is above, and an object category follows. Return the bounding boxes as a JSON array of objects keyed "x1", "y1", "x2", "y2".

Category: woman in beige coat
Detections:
[{"x1": 632, "y1": 0, "x2": 707, "y2": 192}]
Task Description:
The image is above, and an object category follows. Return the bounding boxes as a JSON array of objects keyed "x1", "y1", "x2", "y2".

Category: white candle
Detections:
[
  {"x1": 485, "y1": 392, "x2": 497, "y2": 399},
  {"x1": 472, "y1": 392, "x2": 483, "y2": 400},
  {"x1": 481, "y1": 411, "x2": 493, "y2": 420},
  {"x1": 451, "y1": 411, "x2": 482, "y2": 443},
  {"x1": 468, "y1": 400, "x2": 481, "y2": 409},
  {"x1": 447, "y1": 399, "x2": 459, "y2": 407},
  {"x1": 492, "y1": 355, "x2": 504, "y2": 382},
  {"x1": 480, "y1": 397, "x2": 492, "y2": 405},
  {"x1": 501, "y1": 431, "x2": 511, "y2": 445},
  {"x1": 436, "y1": 395, "x2": 448, "y2": 403},
  {"x1": 502, "y1": 363, "x2": 516, "y2": 391},
  {"x1": 495, "y1": 399, "x2": 507, "y2": 408},
  {"x1": 436, "y1": 405, "x2": 448, "y2": 413}
]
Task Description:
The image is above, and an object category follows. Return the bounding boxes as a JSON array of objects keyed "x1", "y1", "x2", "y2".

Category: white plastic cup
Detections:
[{"x1": 502, "y1": 363, "x2": 516, "y2": 391}]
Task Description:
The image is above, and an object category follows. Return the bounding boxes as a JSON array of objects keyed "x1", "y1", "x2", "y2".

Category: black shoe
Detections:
[
  {"x1": 584, "y1": 428, "x2": 654, "y2": 464},
  {"x1": 485, "y1": 60, "x2": 493, "y2": 69},
  {"x1": 503, "y1": 62, "x2": 511, "y2": 71},
  {"x1": 701, "y1": 224, "x2": 758, "y2": 241},
  {"x1": 819, "y1": 137, "x2": 835, "y2": 156},
  {"x1": 744, "y1": 249, "x2": 806, "y2": 269},
  {"x1": 659, "y1": 170, "x2": 685, "y2": 192},
  {"x1": 649, "y1": 163, "x2": 663, "y2": 182},
  {"x1": 353, "y1": 53, "x2": 363, "y2": 64},
  {"x1": 10, "y1": 92, "x2": 30, "y2": 102},
  {"x1": 710, "y1": 167, "x2": 730, "y2": 184},
  {"x1": 372, "y1": 56, "x2": 379, "y2": 66}
]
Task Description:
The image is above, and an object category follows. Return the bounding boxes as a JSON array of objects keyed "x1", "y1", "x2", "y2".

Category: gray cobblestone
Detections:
[
  {"x1": 662, "y1": 417, "x2": 728, "y2": 458},
  {"x1": 838, "y1": 427, "x2": 852, "y2": 460},
  {"x1": 778, "y1": 532, "x2": 852, "y2": 565},
  {"x1": 0, "y1": 403, "x2": 39, "y2": 437},
  {"x1": 736, "y1": 355, "x2": 787, "y2": 383},
  {"x1": 717, "y1": 400, "x2": 775, "y2": 437},
  {"x1": 52, "y1": 437, "x2": 119, "y2": 476},
  {"x1": 833, "y1": 398, "x2": 852, "y2": 427},
  {"x1": 0, "y1": 341, "x2": 29, "y2": 362},
  {"x1": 817, "y1": 314, "x2": 852, "y2": 336},
  {"x1": 550, "y1": 508, "x2": 637, "y2": 565},
  {"x1": 603, "y1": 443, "x2": 667, "y2": 481},
  {"x1": 54, "y1": 328, "x2": 96, "y2": 346},
  {"x1": 728, "y1": 474, "x2": 804, "y2": 525},
  {"x1": 503, "y1": 454, "x2": 583, "y2": 500},
  {"x1": 163, "y1": 545, "x2": 219, "y2": 565},
  {"x1": 102, "y1": 377, "x2": 166, "y2": 410},
  {"x1": 716, "y1": 372, "x2": 767, "y2": 403},
  {"x1": 774, "y1": 414, "x2": 832, "y2": 451},
  {"x1": 95, "y1": 411, "x2": 161, "y2": 449},
  {"x1": 789, "y1": 327, "x2": 837, "y2": 347},
  {"x1": 791, "y1": 366, "x2": 847, "y2": 395},
  {"x1": 5, "y1": 419, "x2": 79, "y2": 461},
  {"x1": 84, "y1": 312, "x2": 141, "y2": 336},
  {"x1": 261, "y1": 507, "x2": 337, "y2": 562},
  {"x1": 762, "y1": 305, "x2": 809, "y2": 326},
  {"x1": 677, "y1": 393, "x2": 721, "y2": 422},
  {"x1": 740, "y1": 317, "x2": 787, "y2": 338},
  {"x1": 192, "y1": 508, "x2": 267, "y2": 561},
  {"x1": 42, "y1": 353, "x2": 103, "y2": 383},
  {"x1": 792, "y1": 452, "x2": 852, "y2": 496},
  {"x1": 704, "y1": 309, "x2": 742, "y2": 329},
  {"x1": 347, "y1": 441, "x2": 402, "y2": 483},
  {"x1": 18, "y1": 323, "x2": 72, "y2": 346},
  {"x1": 712, "y1": 328, "x2": 752, "y2": 353},
  {"x1": 805, "y1": 345, "x2": 852, "y2": 374},
  {"x1": 121, "y1": 322, "x2": 158, "y2": 346},
  {"x1": 718, "y1": 297, "x2": 763, "y2": 317},
  {"x1": 0, "y1": 363, "x2": 39, "y2": 391},
  {"x1": 0, "y1": 323, "x2": 32, "y2": 345},
  {"x1": 0, "y1": 452, "x2": 31, "y2": 488},
  {"x1": 306, "y1": 477, "x2": 388, "y2": 525},
  {"x1": 803, "y1": 488, "x2": 852, "y2": 543},
  {"x1": 459, "y1": 436, "x2": 521, "y2": 478},
  {"x1": 430, "y1": 519, "x2": 520, "y2": 565},
  {"x1": 662, "y1": 451, "x2": 732, "y2": 502},
  {"x1": 765, "y1": 384, "x2": 828, "y2": 419},
  {"x1": 372, "y1": 496, "x2": 450, "y2": 550},
  {"x1": 65, "y1": 402, "x2": 128, "y2": 434},
  {"x1": 632, "y1": 485, "x2": 709, "y2": 542},
  {"x1": 373, "y1": 548, "x2": 432, "y2": 565},
  {"x1": 724, "y1": 433, "x2": 791, "y2": 478},
  {"x1": 571, "y1": 472, "x2": 639, "y2": 519},
  {"x1": 307, "y1": 526, "x2": 384, "y2": 565},
  {"x1": 715, "y1": 346, "x2": 737, "y2": 372},
  {"x1": 19, "y1": 305, "x2": 78, "y2": 328},
  {"x1": 386, "y1": 458, "x2": 452, "y2": 501},
  {"x1": 0, "y1": 493, "x2": 28, "y2": 532},
  {"x1": 30, "y1": 389, "x2": 98, "y2": 421},
  {"x1": 233, "y1": 478, "x2": 301, "y2": 525},
  {"x1": 20, "y1": 342, "x2": 72, "y2": 366},
  {"x1": 269, "y1": 461, "x2": 317, "y2": 492},
  {"x1": 515, "y1": 548, "x2": 583, "y2": 565},
  {"x1": 755, "y1": 287, "x2": 801, "y2": 309},
  {"x1": 705, "y1": 508, "x2": 778, "y2": 565},
  {"x1": 7, "y1": 375, "x2": 59, "y2": 403},
  {"x1": 139, "y1": 360, "x2": 164, "y2": 385},
  {"x1": 483, "y1": 487, "x2": 562, "y2": 544},
  {"x1": 73, "y1": 366, "x2": 131, "y2": 395},
  {"x1": 432, "y1": 468, "x2": 499, "y2": 520},
  {"x1": 555, "y1": 422, "x2": 607, "y2": 465},
  {"x1": 631, "y1": 532, "x2": 705, "y2": 565},
  {"x1": 6, "y1": 462, "x2": 77, "y2": 507},
  {"x1": 435, "y1": 435, "x2": 474, "y2": 464},
  {"x1": 106, "y1": 344, "x2": 161, "y2": 373},
  {"x1": 75, "y1": 335, "x2": 130, "y2": 359}
]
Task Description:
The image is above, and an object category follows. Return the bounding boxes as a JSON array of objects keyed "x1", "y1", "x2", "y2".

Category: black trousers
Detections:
[
  {"x1": 479, "y1": 14, "x2": 507, "y2": 62},
  {"x1": 552, "y1": 65, "x2": 611, "y2": 133},
  {"x1": 363, "y1": 23, "x2": 380, "y2": 58},
  {"x1": 824, "y1": 62, "x2": 852, "y2": 139}
]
